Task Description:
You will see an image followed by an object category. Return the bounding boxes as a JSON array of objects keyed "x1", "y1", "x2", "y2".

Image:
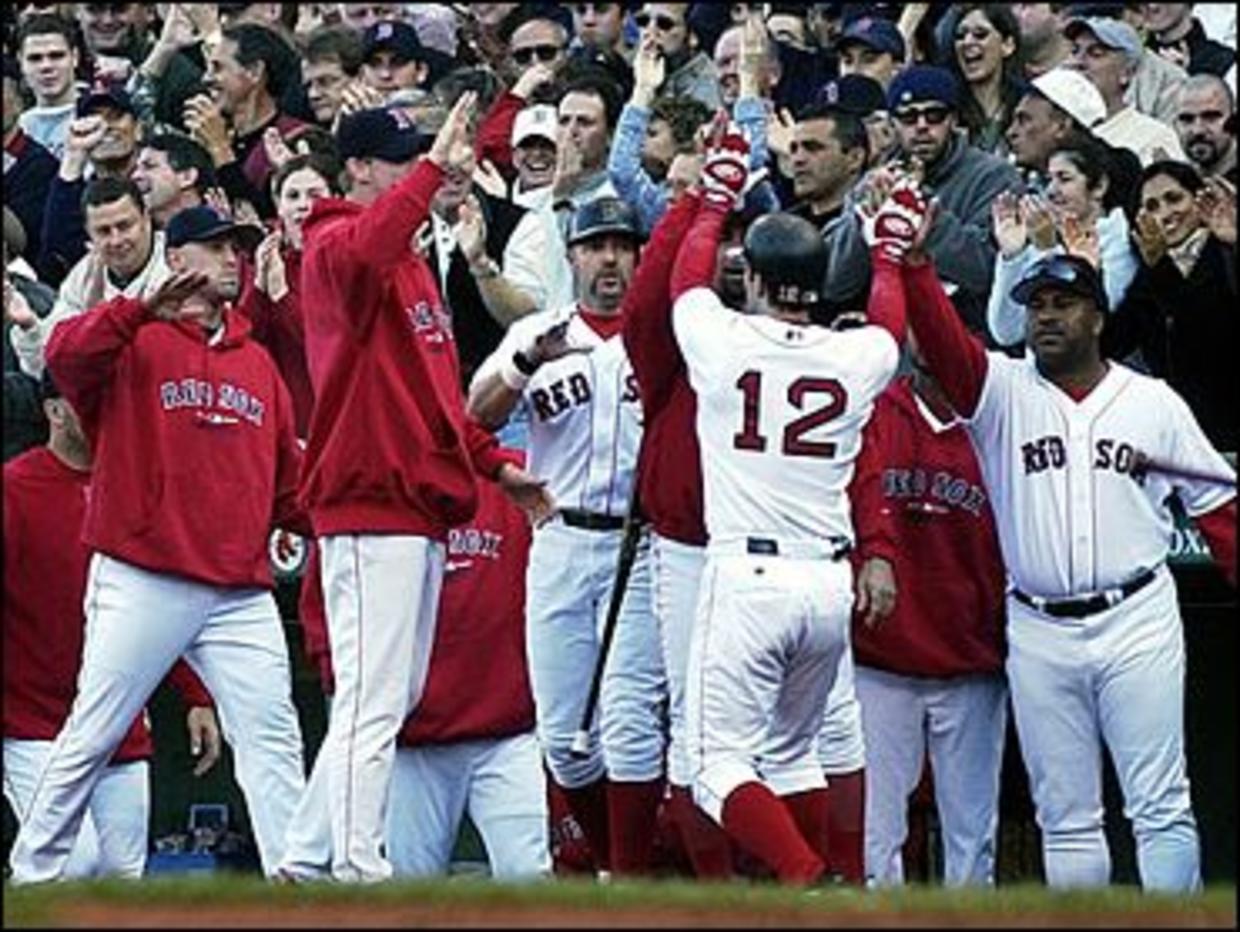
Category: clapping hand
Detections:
[
  {"x1": 992, "y1": 190, "x2": 1027, "y2": 258},
  {"x1": 1019, "y1": 193, "x2": 1057, "y2": 250},
  {"x1": 1196, "y1": 176, "x2": 1236, "y2": 245},
  {"x1": 254, "y1": 231, "x2": 289, "y2": 301},
  {"x1": 1133, "y1": 209, "x2": 1168, "y2": 267},
  {"x1": 1059, "y1": 213, "x2": 1100, "y2": 268}
]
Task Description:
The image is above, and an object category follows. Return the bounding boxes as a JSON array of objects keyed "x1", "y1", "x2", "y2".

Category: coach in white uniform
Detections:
[
  {"x1": 902, "y1": 242, "x2": 1236, "y2": 892},
  {"x1": 469, "y1": 197, "x2": 666, "y2": 874}
]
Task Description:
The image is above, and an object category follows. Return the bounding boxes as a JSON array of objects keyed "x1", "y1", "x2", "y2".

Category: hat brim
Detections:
[
  {"x1": 566, "y1": 224, "x2": 644, "y2": 247},
  {"x1": 1011, "y1": 274, "x2": 1104, "y2": 307},
  {"x1": 77, "y1": 94, "x2": 134, "y2": 117},
  {"x1": 173, "y1": 220, "x2": 265, "y2": 253}
]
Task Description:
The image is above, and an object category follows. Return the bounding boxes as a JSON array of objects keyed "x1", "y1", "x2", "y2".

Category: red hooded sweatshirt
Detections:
[
  {"x1": 45, "y1": 297, "x2": 306, "y2": 589},
  {"x1": 298, "y1": 158, "x2": 512, "y2": 540}
]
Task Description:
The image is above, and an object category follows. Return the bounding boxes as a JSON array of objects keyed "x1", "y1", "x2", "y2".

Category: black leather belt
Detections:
[
  {"x1": 746, "y1": 536, "x2": 852, "y2": 561},
  {"x1": 1012, "y1": 567, "x2": 1157, "y2": 619},
  {"x1": 560, "y1": 509, "x2": 625, "y2": 532}
]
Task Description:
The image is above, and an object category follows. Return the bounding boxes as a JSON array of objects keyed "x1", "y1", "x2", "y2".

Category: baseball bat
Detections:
[
  {"x1": 1139, "y1": 455, "x2": 1237, "y2": 489},
  {"x1": 569, "y1": 493, "x2": 644, "y2": 758}
]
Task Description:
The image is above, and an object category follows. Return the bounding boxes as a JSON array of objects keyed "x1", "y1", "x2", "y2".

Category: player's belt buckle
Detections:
[
  {"x1": 559, "y1": 509, "x2": 625, "y2": 532},
  {"x1": 1013, "y1": 567, "x2": 1158, "y2": 619}
]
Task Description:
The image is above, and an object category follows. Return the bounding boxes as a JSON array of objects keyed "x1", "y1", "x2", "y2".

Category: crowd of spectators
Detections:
[{"x1": 2, "y1": 0, "x2": 1236, "y2": 879}]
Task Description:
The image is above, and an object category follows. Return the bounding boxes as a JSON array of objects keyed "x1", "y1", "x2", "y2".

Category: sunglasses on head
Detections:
[
  {"x1": 1034, "y1": 256, "x2": 1088, "y2": 284},
  {"x1": 513, "y1": 44, "x2": 564, "y2": 66},
  {"x1": 894, "y1": 105, "x2": 952, "y2": 126},
  {"x1": 634, "y1": 12, "x2": 680, "y2": 32}
]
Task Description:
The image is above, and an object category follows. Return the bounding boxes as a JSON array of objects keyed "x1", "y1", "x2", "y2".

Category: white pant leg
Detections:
[
  {"x1": 1006, "y1": 597, "x2": 1110, "y2": 888},
  {"x1": 186, "y1": 585, "x2": 305, "y2": 877},
  {"x1": 308, "y1": 534, "x2": 443, "y2": 883},
  {"x1": 599, "y1": 534, "x2": 666, "y2": 782},
  {"x1": 4, "y1": 739, "x2": 101, "y2": 879},
  {"x1": 1094, "y1": 570, "x2": 1199, "y2": 893},
  {"x1": 818, "y1": 641, "x2": 866, "y2": 775},
  {"x1": 854, "y1": 666, "x2": 928, "y2": 885},
  {"x1": 87, "y1": 759, "x2": 149, "y2": 878},
  {"x1": 278, "y1": 736, "x2": 332, "y2": 879},
  {"x1": 689, "y1": 555, "x2": 848, "y2": 822},
  {"x1": 651, "y1": 534, "x2": 705, "y2": 788},
  {"x1": 468, "y1": 732, "x2": 551, "y2": 879},
  {"x1": 524, "y1": 524, "x2": 607, "y2": 788},
  {"x1": 386, "y1": 744, "x2": 470, "y2": 878},
  {"x1": 8, "y1": 556, "x2": 204, "y2": 884},
  {"x1": 925, "y1": 674, "x2": 1008, "y2": 887}
]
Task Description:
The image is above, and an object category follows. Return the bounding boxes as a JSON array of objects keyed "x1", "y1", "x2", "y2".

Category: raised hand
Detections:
[
  {"x1": 1059, "y1": 214, "x2": 1100, "y2": 268},
  {"x1": 551, "y1": 135, "x2": 587, "y2": 199},
  {"x1": 739, "y1": 8, "x2": 769, "y2": 95},
  {"x1": 472, "y1": 158, "x2": 508, "y2": 200},
  {"x1": 1133, "y1": 209, "x2": 1167, "y2": 267},
  {"x1": 858, "y1": 174, "x2": 929, "y2": 264},
  {"x1": 632, "y1": 35, "x2": 665, "y2": 106},
  {"x1": 253, "y1": 231, "x2": 289, "y2": 301},
  {"x1": 262, "y1": 126, "x2": 295, "y2": 170},
  {"x1": 183, "y1": 94, "x2": 231, "y2": 163},
  {"x1": 765, "y1": 107, "x2": 795, "y2": 160},
  {"x1": 512, "y1": 61, "x2": 558, "y2": 101},
  {"x1": 1197, "y1": 176, "x2": 1236, "y2": 245},
  {"x1": 428, "y1": 91, "x2": 477, "y2": 174},
  {"x1": 63, "y1": 115, "x2": 108, "y2": 163},
  {"x1": 4, "y1": 278, "x2": 38, "y2": 330},
  {"x1": 700, "y1": 114, "x2": 750, "y2": 211},
  {"x1": 144, "y1": 270, "x2": 213, "y2": 321},
  {"x1": 336, "y1": 79, "x2": 385, "y2": 119},
  {"x1": 1019, "y1": 193, "x2": 1057, "y2": 251},
  {"x1": 454, "y1": 195, "x2": 488, "y2": 266},
  {"x1": 992, "y1": 190, "x2": 1027, "y2": 258}
]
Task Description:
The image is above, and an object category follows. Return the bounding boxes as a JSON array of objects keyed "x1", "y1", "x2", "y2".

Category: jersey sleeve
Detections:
[
  {"x1": 902, "y1": 261, "x2": 989, "y2": 418},
  {"x1": 468, "y1": 310, "x2": 549, "y2": 402},
  {"x1": 1162, "y1": 387, "x2": 1237, "y2": 518},
  {"x1": 671, "y1": 287, "x2": 736, "y2": 391}
]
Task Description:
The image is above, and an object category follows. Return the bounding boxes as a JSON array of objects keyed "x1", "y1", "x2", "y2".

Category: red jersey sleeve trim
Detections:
[{"x1": 670, "y1": 202, "x2": 728, "y2": 302}]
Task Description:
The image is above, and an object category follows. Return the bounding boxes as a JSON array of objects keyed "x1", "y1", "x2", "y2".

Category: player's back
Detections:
[{"x1": 674, "y1": 291, "x2": 898, "y2": 548}]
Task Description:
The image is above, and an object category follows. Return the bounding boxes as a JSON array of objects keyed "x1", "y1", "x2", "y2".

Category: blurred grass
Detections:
[{"x1": 4, "y1": 875, "x2": 1235, "y2": 927}]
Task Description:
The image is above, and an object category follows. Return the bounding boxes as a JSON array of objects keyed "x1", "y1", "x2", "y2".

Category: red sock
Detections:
[
  {"x1": 824, "y1": 769, "x2": 866, "y2": 885},
  {"x1": 669, "y1": 784, "x2": 733, "y2": 879},
  {"x1": 721, "y1": 781, "x2": 825, "y2": 886},
  {"x1": 783, "y1": 787, "x2": 829, "y2": 864},
  {"x1": 558, "y1": 777, "x2": 612, "y2": 871},
  {"x1": 547, "y1": 777, "x2": 594, "y2": 875},
  {"x1": 607, "y1": 778, "x2": 664, "y2": 875}
]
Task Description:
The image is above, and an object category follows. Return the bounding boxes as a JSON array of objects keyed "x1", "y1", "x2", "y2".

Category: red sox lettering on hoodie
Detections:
[{"x1": 44, "y1": 295, "x2": 306, "y2": 589}]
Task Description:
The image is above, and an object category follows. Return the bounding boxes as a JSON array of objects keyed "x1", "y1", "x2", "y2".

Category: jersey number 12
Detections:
[{"x1": 732, "y1": 370, "x2": 848, "y2": 459}]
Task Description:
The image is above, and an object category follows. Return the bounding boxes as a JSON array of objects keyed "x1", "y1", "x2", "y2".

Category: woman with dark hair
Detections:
[
  {"x1": 945, "y1": 4, "x2": 1026, "y2": 154},
  {"x1": 237, "y1": 151, "x2": 340, "y2": 438},
  {"x1": 988, "y1": 136, "x2": 1139, "y2": 347},
  {"x1": 1111, "y1": 161, "x2": 1237, "y2": 449}
]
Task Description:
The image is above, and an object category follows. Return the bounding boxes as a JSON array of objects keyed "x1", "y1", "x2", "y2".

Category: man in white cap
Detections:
[
  {"x1": 1067, "y1": 15, "x2": 1187, "y2": 164},
  {"x1": 511, "y1": 104, "x2": 560, "y2": 208}
]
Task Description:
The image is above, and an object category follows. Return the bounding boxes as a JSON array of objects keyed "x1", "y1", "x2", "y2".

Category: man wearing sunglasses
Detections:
[
  {"x1": 902, "y1": 236, "x2": 1236, "y2": 893},
  {"x1": 823, "y1": 66, "x2": 1022, "y2": 336},
  {"x1": 501, "y1": 3, "x2": 571, "y2": 81},
  {"x1": 634, "y1": 3, "x2": 722, "y2": 111},
  {"x1": 571, "y1": 2, "x2": 628, "y2": 59}
]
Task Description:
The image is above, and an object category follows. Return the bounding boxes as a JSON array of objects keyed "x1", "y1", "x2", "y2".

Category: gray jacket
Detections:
[{"x1": 822, "y1": 130, "x2": 1023, "y2": 332}]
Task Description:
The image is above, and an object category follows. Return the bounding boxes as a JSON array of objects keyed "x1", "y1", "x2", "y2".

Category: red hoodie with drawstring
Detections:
[
  {"x1": 298, "y1": 158, "x2": 512, "y2": 541},
  {"x1": 45, "y1": 298, "x2": 307, "y2": 589}
]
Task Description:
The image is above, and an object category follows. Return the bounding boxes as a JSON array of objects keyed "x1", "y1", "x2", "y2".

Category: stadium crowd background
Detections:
[{"x1": 2, "y1": 0, "x2": 1236, "y2": 887}]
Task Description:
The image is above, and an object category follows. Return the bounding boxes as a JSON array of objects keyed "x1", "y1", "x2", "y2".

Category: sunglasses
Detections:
[
  {"x1": 893, "y1": 105, "x2": 952, "y2": 127},
  {"x1": 634, "y1": 12, "x2": 681, "y2": 32},
  {"x1": 513, "y1": 44, "x2": 564, "y2": 66}
]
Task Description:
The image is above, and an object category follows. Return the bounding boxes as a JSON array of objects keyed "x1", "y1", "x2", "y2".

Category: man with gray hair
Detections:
[
  {"x1": 1174, "y1": 72, "x2": 1237, "y2": 181},
  {"x1": 1067, "y1": 15, "x2": 1186, "y2": 165}
]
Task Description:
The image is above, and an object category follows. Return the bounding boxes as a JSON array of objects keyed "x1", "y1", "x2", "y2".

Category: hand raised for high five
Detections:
[
  {"x1": 858, "y1": 172, "x2": 929, "y2": 264},
  {"x1": 428, "y1": 91, "x2": 477, "y2": 174},
  {"x1": 700, "y1": 112, "x2": 750, "y2": 211}
]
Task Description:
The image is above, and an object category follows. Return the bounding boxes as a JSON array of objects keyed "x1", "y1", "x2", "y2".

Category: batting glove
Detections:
[
  {"x1": 700, "y1": 123, "x2": 750, "y2": 212},
  {"x1": 858, "y1": 177, "x2": 928, "y2": 264}
]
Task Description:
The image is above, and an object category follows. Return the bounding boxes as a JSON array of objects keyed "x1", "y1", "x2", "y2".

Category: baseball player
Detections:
[
  {"x1": 900, "y1": 208, "x2": 1236, "y2": 892},
  {"x1": 468, "y1": 196, "x2": 667, "y2": 876},
  {"x1": 667, "y1": 125, "x2": 914, "y2": 885},
  {"x1": 9, "y1": 205, "x2": 310, "y2": 884},
  {"x1": 282, "y1": 97, "x2": 551, "y2": 884},
  {"x1": 291, "y1": 452, "x2": 549, "y2": 879},
  {"x1": 4, "y1": 373, "x2": 220, "y2": 878},
  {"x1": 847, "y1": 333, "x2": 1009, "y2": 887}
]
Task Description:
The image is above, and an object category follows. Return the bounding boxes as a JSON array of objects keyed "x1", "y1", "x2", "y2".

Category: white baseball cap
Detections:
[
  {"x1": 1031, "y1": 67, "x2": 1107, "y2": 130},
  {"x1": 512, "y1": 105, "x2": 558, "y2": 148}
]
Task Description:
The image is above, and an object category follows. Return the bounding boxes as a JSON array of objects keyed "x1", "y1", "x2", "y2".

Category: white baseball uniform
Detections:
[
  {"x1": 471, "y1": 305, "x2": 665, "y2": 790},
  {"x1": 671, "y1": 285, "x2": 899, "y2": 823},
  {"x1": 967, "y1": 357, "x2": 1232, "y2": 892}
]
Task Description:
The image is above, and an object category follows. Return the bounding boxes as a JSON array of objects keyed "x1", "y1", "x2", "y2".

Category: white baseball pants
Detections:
[
  {"x1": 1007, "y1": 565, "x2": 1200, "y2": 892},
  {"x1": 686, "y1": 549, "x2": 853, "y2": 824},
  {"x1": 4, "y1": 739, "x2": 148, "y2": 879},
  {"x1": 818, "y1": 642, "x2": 866, "y2": 775},
  {"x1": 386, "y1": 731, "x2": 550, "y2": 879},
  {"x1": 281, "y1": 534, "x2": 445, "y2": 883},
  {"x1": 525, "y1": 520, "x2": 665, "y2": 788},
  {"x1": 8, "y1": 554, "x2": 305, "y2": 883},
  {"x1": 854, "y1": 665, "x2": 1007, "y2": 886},
  {"x1": 650, "y1": 533, "x2": 705, "y2": 788}
]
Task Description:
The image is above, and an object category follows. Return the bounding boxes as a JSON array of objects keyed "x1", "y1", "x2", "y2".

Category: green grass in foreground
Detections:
[{"x1": 3, "y1": 875, "x2": 1235, "y2": 926}]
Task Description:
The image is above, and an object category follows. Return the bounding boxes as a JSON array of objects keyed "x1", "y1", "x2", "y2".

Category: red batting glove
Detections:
[
  {"x1": 859, "y1": 177, "x2": 928, "y2": 264},
  {"x1": 700, "y1": 123, "x2": 750, "y2": 212}
]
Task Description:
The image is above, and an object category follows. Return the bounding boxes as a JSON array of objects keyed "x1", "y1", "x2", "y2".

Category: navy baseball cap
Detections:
[
  {"x1": 838, "y1": 15, "x2": 906, "y2": 60},
  {"x1": 567, "y1": 197, "x2": 642, "y2": 247},
  {"x1": 888, "y1": 65, "x2": 961, "y2": 111},
  {"x1": 362, "y1": 20, "x2": 425, "y2": 64},
  {"x1": 1011, "y1": 255, "x2": 1107, "y2": 309},
  {"x1": 76, "y1": 78, "x2": 135, "y2": 118},
  {"x1": 814, "y1": 74, "x2": 888, "y2": 117},
  {"x1": 336, "y1": 107, "x2": 426, "y2": 162},
  {"x1": 165, "y1": 206, "x2": 264, "y2": 252}
]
